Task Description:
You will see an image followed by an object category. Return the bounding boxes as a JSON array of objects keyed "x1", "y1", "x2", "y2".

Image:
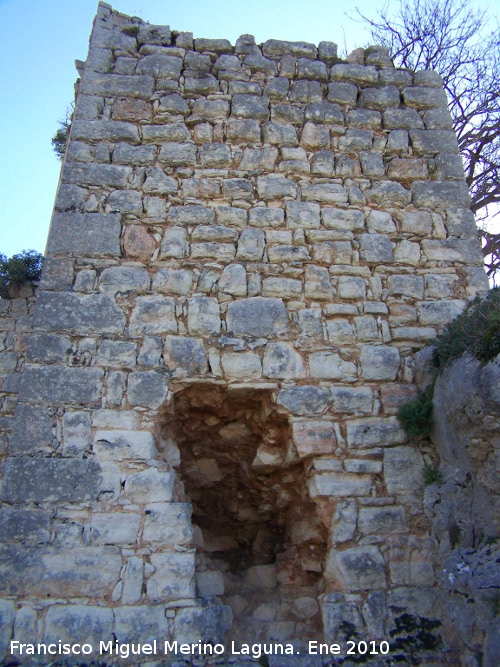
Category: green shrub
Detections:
[
  {"x1": 433, "y1": 287, "x2": 500, "y2": 368},
  {"x1": 51, "y1": 104, "x2": 74, "y2": 161},
  {"x1": 423, "y1": 463, "x2": 443, "y2": 486},
  {"x1": 0, "y1": 250, "x2": 44, "y2": 299},
  {"x1": 397, "y1": 388, "x2": 433, "y2": 438}
]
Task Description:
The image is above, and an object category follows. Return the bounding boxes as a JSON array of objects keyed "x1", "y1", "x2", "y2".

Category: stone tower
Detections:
[{"x1": 0, "y1": 1, "x2": 489, "y2": 662}]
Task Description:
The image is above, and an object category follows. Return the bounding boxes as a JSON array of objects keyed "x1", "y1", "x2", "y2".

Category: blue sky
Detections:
[{"x1": 0, "y1": 0, "x2": 495, "y2": 258}]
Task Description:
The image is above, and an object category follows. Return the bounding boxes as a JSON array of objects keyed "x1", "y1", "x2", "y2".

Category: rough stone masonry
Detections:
[{"x1": 0, "y1": 1, "x2": 491, "y2": 664}]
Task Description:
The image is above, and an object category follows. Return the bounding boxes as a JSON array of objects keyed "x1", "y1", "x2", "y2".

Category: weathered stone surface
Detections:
[
  {"x1": 10, "y1": 403, "x2": 53, "y2": 453},
  {"x1": 308, "y1": 473, "x2": 373, "y2": 497},
  {"x1": 347, "y1": 416, "x2": 406, "y2": 449},
  {"x1": 0, "y1": 458, "x2": 101, "y2": 503},
  {"x1": 359, "y1": 233, "x2": 394, "y2": 264},
  {"x1": 63, "y1": 161, "x2": 132, "y2": 187},
  {"x1": 94, "y1": 429, "x2": 157, "y2": 460},
  {"x1": 188, "y1": 297, "x2": 221, "y2": 336},
  {"x1": 0, "y1": 508, "x2": 50, "y2": 543},
  {"x1": 384, "y1": 446, "x2": 424, "y2": 495},
  {"x1": 277, "y1": 386, "x2": 330, "y2": 415},
  {"x1": 19, "y1": 365, "x2": 104, "y2": 405},
  {"x1": 331, "y1": 386, "x2": 374, "y2": 415},
  {"x1": 164, "y1": 336, "x2": 208, "y2": 376},
  {"x1": 174, "y1": 605, "x2": 232, "y2": 644},
  {"x1": 221, "y1": 351, "x2": 262, "y2": 380},
  {"x1": 34, "y1": 292, "x2": 125, "y2": 334},
  {"x1": 226, "y1": 297, "x2": 288, "y2": 337},
  {"x1": 322, "y1": 595, "x2": 364, "y2": 643},
  {"x1": 147, "y1": 552, "x2": 195, "y2": 601},
  {"x1": 127, "y1": 371, "x2": 168, "y2": 408},
  {"x1": 358, "y1": 506, "x2": 407, "y2": 534},
  {"x1": 124, "y1": 467, "x2": 175, "y2": 504},
  {"x1": 309, "y1": 352, "x2": 357, "y2": 381},
  {"x1": 402, "y1": 86, "x2": 448, "y2": 109},
  {"x1": 143, "y1": 502, "x2": 193, "y2": 544},
  {"x1": 44, "y1": 604, "x2": 113, "y2": 646},
  {"x1": 292, "y1": 420, "x2": 336, "y2": 457},
  {"x1": 263, "y1": 342, "x2": 305, "y2": 379},
  {"x1": 114, "y1": 606, "x2": 168, "y2": 644},
  {"x1": 81, "y1": 72, "x2": 154, "y2": 99},
  {"x1": 47, "y1": 212, "x2": 121, "y2": 256},
  {"x1": 121, "y1": 556, "x2": 143, "y2": 605},
  {"x1": 129, "y1": 296, "x2": 177, "y2": 336},
  {"x1": 412, "y1": 181, "x2": 471, "y2": 209},
  {"x1": 161, "y1": 226, "x2": 188, "y2": 258},
  {"x1": 90, "y1": 512, "x2": 141, "y2": 544},
  {"x1": 326, "y1": 546, "x2": 386, "y2": 590}
]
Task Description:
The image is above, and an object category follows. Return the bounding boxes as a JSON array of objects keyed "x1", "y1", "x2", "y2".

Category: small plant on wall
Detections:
[{"x1": 0, "y1": 250, "x2": 44, "y2": 299}]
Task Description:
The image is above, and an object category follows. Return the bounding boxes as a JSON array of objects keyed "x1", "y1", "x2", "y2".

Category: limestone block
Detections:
[
  {"x1": 263, "y1": 342, "x2": 305, "y2": 379},
  {"x1": 267, "y1": 245, "x2": 310, "y2": 262},
  {"x1": 421, "y1": 107, "x2": 454, "y2": 129},
  {"x1": 355, "y1": 316, "x2": 380, "y2": 343},
  {"x1": 302, "y1": 183, "x2": 348, "y2": 204},
  {"x1": 249, "y1": 207, "x2": 284, "y2": 228},
  {"x1": 388, "y1": 535, "x2": 434, "y2": 586},
  {"x1": 326, "y1": 318, "x2": 355, "y2": 344},
  {"x1": 292, "y1": 420, "x2": 336, "y2": 457},
  {"x1": 160, "y1": 226, "x2": 188, "y2": 258},
  {"x1": 153, "y1": 268, "x2": 193, "y2": 295},
  {"x1": 400, "y1": 210, "x2": 433, "y2": 235},
  {"x1": 308, "y1": 473, "x2": 373, "y2": 497},
  {"x1": 34, "y1": 292, "x2": 125, "y2": 335},
  {"x1": 327, "y1": 81, "x2": 358, "y2": 106},
  {"x1": 114, "y1": 606, "x2": 168, "y2": 644},
  {"x1": 309, "y1": 352, "x2": 357, "y2": 381},
  {"x1": 305, "y1": 265, "x2": 333, "y2": 300},
  {"x1": 47, "y1": 212, "x2": 121, "y2": 256},
  {"x1": 216, "y1": 206, "x2": 248, "y2": 228},
  {"x1": 147, "y1": 552, "x2": 195, "y2": 601},
  {"x1": 257, "y1": 175, "x2": 297, "y2": 200},
  {"x1": 129, "y1": 295, "x2": 177, "y2": 336},
  {"x1": 424, "y1": 273, "x2": 458, "y2": 299},
  {"x1": 289, "y1": 80, "x2": 323, "y2": 105},
  {"x1": 272, "y1": 103, "x2": 305, "y2": 125},
  {"x1": 191, "y1": 242, "x2": 236, "y2": 261},
  {"x1": 182, "y1": 178, "x2": 221, "y2": 199},
  {"x1": 44, "y1": 605, "x2": 113, "y2": 647},
  {"x1": 121, "y1": 556, "x2": 143, "y2": 605},
  {"x1": 10, "y1": 403, "x2": 53, "y2": 453},
  {"x1": 124, "y1": 467, "x2": 175, "y2": 504},
  {"x1": 236, "y1": 228, "x2": 265, "y2": 261},
  {"x1": 174, "y1": 604, "x2": 232, "y2": 644},
  {"x1": 388, "y1": 275, "x2": 425, "y2": 299},
  {"x1": 226, "y1": 119, "x2": 261, "y2": 144},
  {"x1": 445, "y1": 208, "x2": 477, "y2": 238},
  {"x1": 305, "y1": 102, "x2": 343, "y2": 127},
  {"x1": 94, "y1": 429, "x2": 157, "y2": 460},
  {"x1": 232, "y1": 94, "x2": 270, "y2": 120},
  {"x1": 359, "y1": 85, "x2": 400, "y2": 111},
  {"x1": 92, "y1": 410, "x2": 137, "y2": 429},
  {"x1": 157, "y1": 93, "x2": 189, "y2": 116},
  {"x1": 384, "y1": 446, "x2": 424, "y2": 495},
  {"x1": 98, "y1": 340, "x2": 136, "y2": 369},
  {"x1": 348, "y1": 108, "x2": 382, "y2": 130},
  {"x1": 366, "y1": 181, "x2": 411, "y2": 207},
  {"x1": 185, "y1": 75, "x2": 219, "y2": 95},
  {"x1": 164, "y1": 336, "x2": 208, "y2": 376},
  {"x1": 63, "y1": 410, "x2": 92, "y2": 456},
  {"x1": 417, "y1": 299, "x2": 466, "y2": 325},
  {"x1": 221, "y1": 351, "x2": 262, "y2": 380},
  {"x1": 337, "y1": 275, "x2": 366, "y2": 299},
  {"x1": 330, "y1": 386, "x2": 374, "y2": 415},
  {"x1": 347, "y1": 416, "x2": 406, "y2": 449},
  {"x1": 394, "y1": 239, "x2": 421, "y2": 265},
  {"x1": 81, "y1": 70, "x2": 154, "y2": 97},
  {"x1": 63, "y1": 161, "x2": 132, "y2": 187},
  {"x1": 222, "y1": 178, "x2": 253, "y2": 201},
  {"x1": 219, "y1": 264, "x2": 247, "y2": 296},
  {"x1": 158, "y1": 142, "x2": 196, "y2": 167},
  {"x1": 322, "y1": 596, "x2": 364, "y2": 643},
  {"x1": 331, "y1": 63, "x2": 378, "y2": 85},
  {"x1": 72, "y1": 119, "x2": 140, "y2": 145},
  {"x1": 412, "y1": 181, "x2": 471, "y2": 209},
  {"x1": 107, "y1": 189, "x2": 143, "y2": 214},
  {"x1": 311, "y1": 150, "x2": 334, "y2": 176},
  {"x1": 143, "y1": 123, "x2": 190, "y2": 143},
  {"x1": 0, "y1": 508, "x2": 50, "y2": 543},
  {"x1": 286, "y1": 201, "x2": 320, "y2": 229},
  {"x1": 198, "y1": 142, "x2": 231, "y2": 168},
  {"x1": 143, "y1": 502, "x2": 193, "y2": 544},
  {"x1": 278, "y1": 386, "x2": 330, "y2": 415},
  {"x1": 239, "y1": 146, "x2": 278, "y2": 172},
  {"x1": 193, "y1": 99, "x2": 230, "y2": 120},
  {"x1": 187, "y1": 297, "x2": 221, "y2": 336},
  {"x1": 112, "y1": 98, "x2": 152, "y2": 122},
  {"x1": 127, "y1": 371, "x2": 168, "y2": 409},
  {"x1": 226, "y1": 297, "x2": 288, "y2": 337},
  {"x1": 301, "y1": 121, "x2": 330, "y2": 149},
  {"x1": 326, "y1": 545, "x2": 386, "y2": 590},
  {"x1": 402, "y1": 86, "x2": 448, "y2": 109},
  {"x1": 383, "y1": 108, "x2": 425, "y2": 129},
  {"x1": 262, "y1": 277, "x2": 302, "y2": 298},
  {"x1": 262, "y1": 121, "x2": 298, "y2": 147},
  {"x1": 13, "y1": 605, "x2": 37, "y2": 645},
  {"x1": 143, "y1": 167, "x2": 177, "y2": 194},
  {"x1": 358, "y1": 506, "x2": 407, "y2": 535},
  {"x1": 90, "y1": 512, "x2": 141, "y2": 544},
  {"x1": 331, "y1": 501, "x2": 357, "y2": 542},
  {"x1": 359, "y1": 234, "x2": 393, "y2": 264},
  {"x1": 322, "y1": 207, "x2": 364, "y2": 231},
  {"x1": 1, "y1": 457, "x2": 101, "y2": 503},
  {"x1": 137, "y1": 54, "x2": 182, "y2": 78}
]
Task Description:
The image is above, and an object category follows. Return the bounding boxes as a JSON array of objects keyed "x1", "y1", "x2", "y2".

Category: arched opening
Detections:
[{"x1": 159, "y1": 383, "x2": 328, "y2": 643}]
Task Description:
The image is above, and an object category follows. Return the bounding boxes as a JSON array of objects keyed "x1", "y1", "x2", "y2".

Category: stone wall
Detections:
[{"x1": 0, "y1": 1, "x2": 490, "y2": 664}]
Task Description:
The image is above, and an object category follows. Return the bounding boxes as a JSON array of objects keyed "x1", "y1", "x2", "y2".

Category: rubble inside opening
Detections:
[{"x1": 161, "y1": 383, "x2": 328, "y2": 642}]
